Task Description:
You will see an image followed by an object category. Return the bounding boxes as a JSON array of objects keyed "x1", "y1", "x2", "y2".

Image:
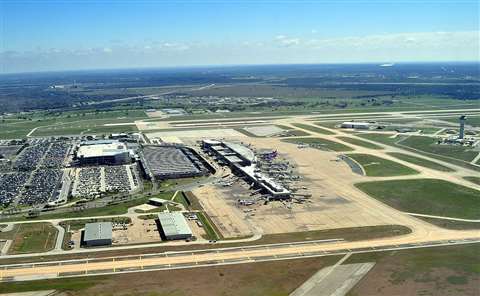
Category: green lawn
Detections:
[
  {"x1": 0, "y1": 223, "x2": 58, "y2": 254},
  {"x1": 336, "y1": 136, "x2": 384, "y2": 150},
  {"x1": 346, "y1": 154, "x2": 418, "y2": 176},
  {"x1": 0, "y1": 192, "x2": 175, "y2": 222},
  {"x1": 196, "y1": 212, "x2": 222, "y2": 240},
  {"x1": 387, "y1": 152, "x2": 455, "y2": 172},
  {"x1": 357, "y1": 133, "x2": 480, "y2": 172},
  {"x1": 0, "y1": 110, "x2": 147, "y2": 139},
  {"x1": 398, "y1": 136, "x2": 478, "y2": 162},
  {"x1": 60, "y1": 217, "x2": 132, "y2": 231},
  {"x1": 442, "y1": 115, "x2": 480, "y2": 127},
  {"x1": 282, "y1": 137, "x2": 354, "y2": 152},
  {"x1": 464, "y1": 176, "x2": 480, "y2": 186},
  {"x1": 275, "y1": 125, "x2": 311, "y2": 137},
  {"x1": 346, "y1": 244, "x2": 480, "y2": 296},
  {"x1": 355, "y1": 179, "x2": 480, "y2": 219},
  {"x1": 290, "y1": 123, "x2": 335, "y2": 135}
]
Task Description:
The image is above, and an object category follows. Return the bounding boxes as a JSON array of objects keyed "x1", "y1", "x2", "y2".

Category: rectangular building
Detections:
[
  {"x1": 157, "y1": 212, "x2": 193, "y2": 240},
  {"x1": 76, "y1": 140, "x2": 131, "y2": 165},
  {"x1": 340, "y1": 122, "x2": 370, "y2": 129},
  {"x1": 83, "y1": 222, "x2": 113, "y2": 247}
]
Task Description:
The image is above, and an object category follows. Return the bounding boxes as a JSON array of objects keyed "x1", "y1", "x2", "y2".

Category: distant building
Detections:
[
  {"x1": 340, "y1": 122, "x2": 370, "y2": 129},
  {"x1": 75, "y1": 140, "x2": 131, "y2": 165},
  {"x1": 459, "y1": 115, "x2": 466, "y2": 140},
  {"x1": 83, "y1": 222, "x2": 112, "y2": 247},
  {"x1": 157, "y1": 212, "x2": 193, "y2": 240}
]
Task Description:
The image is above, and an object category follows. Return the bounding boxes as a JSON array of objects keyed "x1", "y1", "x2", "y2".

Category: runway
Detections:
[{"x1": 1, "y1": 236, "x2": 478, "y2": 282}]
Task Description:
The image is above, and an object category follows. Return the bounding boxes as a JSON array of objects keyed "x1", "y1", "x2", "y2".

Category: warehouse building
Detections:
[
  {"x1": 75, "y1": 140, "x2": 131, "y2": 165},
  {"x1": 83, "y1": 222, "x2": 113, "y2": 247},
  {"x1": 340, "y1": 121, "x2": 370, "y2": 129},
  {"x1": 157, "y1": 212, "x2": 193, "y2": 240}
]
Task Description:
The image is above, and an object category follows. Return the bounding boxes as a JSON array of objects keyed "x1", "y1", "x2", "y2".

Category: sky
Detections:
[{"x1": 0, "y1": 0, "x2": 479, "y2": 73}]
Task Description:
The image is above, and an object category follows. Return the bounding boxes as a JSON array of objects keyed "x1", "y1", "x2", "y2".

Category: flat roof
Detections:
[
  {"x1": 157, "y1": 212, "x2": 192, "y2": 237},
  {"x1": 223, "y1": 141, "x2": 256, "y2": 162},
  {"x1": 84, "y1": 222, "x2": 112, "y2": 241},
  {"x1": 341, "y1": 122, "x2": 370, "y2": 125},
  {"x1": 77, "y1": 142, "x2": 128, "y2": 158}
]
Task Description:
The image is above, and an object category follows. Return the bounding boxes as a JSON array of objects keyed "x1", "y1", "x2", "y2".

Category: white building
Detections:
[
  {"x1": 340, "y1": 121, "x2": 370, "y2": 129},
  {"x1": 76, "y1": 140, "x2": 131, "y2": 165}
]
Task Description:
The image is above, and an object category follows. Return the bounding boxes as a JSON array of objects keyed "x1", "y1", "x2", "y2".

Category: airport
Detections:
[{"x1": 0, "y1": 108, "x2": 479, "y2": 295}]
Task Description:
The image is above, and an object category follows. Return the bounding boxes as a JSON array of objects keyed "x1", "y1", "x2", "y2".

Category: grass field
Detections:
[
  {"x1": 357, "y1": 133, "x2": 480, "y2": 172},
  {"x1": 398, "y1": 136, "x2": 478, "y2": 162},
  {"x1": 336, "y1": 136, "x2": 384, "y2": 150},
  {"x1": 0, "y1": 223, "x2": 58, "y2": 254},
  {"x1": 282, "y1": 137, "x2": 354, "y2": 152},
  {"x1": 464, "y1": 176, "x2": 480, "y2": 185},
  {"x1": 355, "y1": 179, "x2": 480, "y2": 219},
  {"x1": 346, "y1": 244, "x2": 480, "y2": 296},
  {"x1": 290, "y1": 123, "x2": 335, "y2": 135},
  {"x1": 60, "y1": 217, "x2": 132, "y2": 231},
  {"x1": 197, "y1": 212, "x2": 222, "y2": 240},
  {"x1": 0, "y1": 256, "x2": 341, "y2": 296},
  {"x1": 345, "y1": 154, "x2": 418, "y2": 176},
  {"x1": 387, "y1": 152, "x2": 455, "y2": 172},
  {"x1": 0, "y1": 110, "x2": 147, "y2": 139},
  {"x1": 275, "y1": 125, "x2": 310, "y2": 137},
  {"x1": 0, "y1": 225, "x2": 410, "y2": 266},
  {"x1": 442, "y1": 115, "x2": 480, "y2": 127},
  {"x1": 0, "y1": 192, "x2": 175, "y2": 223}
]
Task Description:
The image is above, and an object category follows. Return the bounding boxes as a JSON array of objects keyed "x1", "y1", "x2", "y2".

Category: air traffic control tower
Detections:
[{"x1": 459, "y1": 115, "x2": 466, "y2": 139}]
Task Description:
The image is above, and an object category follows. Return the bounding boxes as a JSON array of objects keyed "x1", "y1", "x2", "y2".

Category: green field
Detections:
[
  {"x1": 442, "y1": 115, "x2": 480, "y2": 127},
  {"x1": 346, "y1": 154, "x2": 418, "y2": 176},
  {"x1": 387, "y1": 152, "x2": 455, "y2": 172},
  {"x1": 398, "y1": 136, "x2": 478, "y2": 162},
  {"x1": 282, "y1": 137, "x2": 354, "y2": 152},
  {"x1": 336, "y1": 136, "x2": 383, "y2": 150},
  {"x1": 0, "y1": 223, "x2": 57, "y2": 254},
  {"x1": 357, "y1": 133, "x2": 480, "y2": 171},
  {"x1": 347, "y1": 244, "x2": 480, "y2": 296},
  {"x1": 290, "y1": 123, "x2": 335, "y2": 135},
  {"x1": 0, "y1": 110, "x2": 147, "y2": 139},
  {"x1": 0, "y1": 192, "x2": 175, "y2": 222},
  {"x1": 464, "y1": 176, "x2": 480, "y2": 185},
  {"x1": 355, "y1": 179, "x2": 480, "y2": 219},
  {"x1": 196, "y1": 212, "x2": 222, "y2": 240}
]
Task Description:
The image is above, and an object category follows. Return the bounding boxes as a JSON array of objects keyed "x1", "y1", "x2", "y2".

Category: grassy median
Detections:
[
  {"x1": 355, "y1": 179, "x2": 480, "y2": 219},
  {"x1": 346, "y1": 154, "x2": 418, "y2": 176}
]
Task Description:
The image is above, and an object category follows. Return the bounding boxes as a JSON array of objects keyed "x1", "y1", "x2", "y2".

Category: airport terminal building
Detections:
[{"x1": 202, "y1": 140, "x2": 291, "y2": 199}]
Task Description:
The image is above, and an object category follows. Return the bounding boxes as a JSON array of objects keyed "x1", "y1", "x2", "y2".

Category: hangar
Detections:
[
  {"x1": 83, "y1": 222, "x2": 113, "y2": 247},
  {"x1": 340, "y1": 122, "x2": 370, "y2": 129},
  {"x1": 157, "y1": 212, "x2": 193, "y2": 240}
]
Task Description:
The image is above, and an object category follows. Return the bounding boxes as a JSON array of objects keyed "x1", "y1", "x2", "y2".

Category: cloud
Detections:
[
  {"x1": 1, "y1": 31, "x2": 478, "y2": 73},
  {"x1": 274, "y1": 35, "x2": 300, "y2": 47}
]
